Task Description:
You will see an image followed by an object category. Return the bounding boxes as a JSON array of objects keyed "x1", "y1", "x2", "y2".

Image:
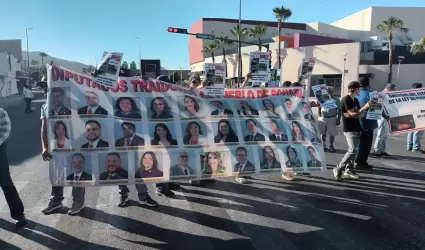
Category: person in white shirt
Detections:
[{"x1": 22, "y1": 86, "x2": 34, "y2": 113}]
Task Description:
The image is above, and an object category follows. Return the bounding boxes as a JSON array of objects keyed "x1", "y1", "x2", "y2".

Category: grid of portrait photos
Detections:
[{"x1": 47, "y1": 69, "x2": 326, "y2": 186}]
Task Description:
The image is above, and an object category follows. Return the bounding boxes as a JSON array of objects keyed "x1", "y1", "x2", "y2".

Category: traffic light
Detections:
[{"x1": 167, "y1": 27, "x2": 188, "y2": 34}]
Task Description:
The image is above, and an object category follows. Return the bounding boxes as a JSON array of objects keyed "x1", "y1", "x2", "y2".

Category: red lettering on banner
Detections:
[
  {"x1": 131, "y1": 80, "x2": 139, "y2": 92},
  {"x1": 225, "y1": 90, "x2": 235, "y2": 98},
  {"x1": 199, "y1": 91, "x2": 214, "y2": 98},
  {"x1": 247, "y1": 90, "x2": 255, "y2": 99},
  {"x1": 73, "y1": 74, "x2": 84, "y2": 85},
  {"x1": 64, "y1": 71, "x2": 73, "y2": 81},
  {"x1": 59, "y1": 68, "x2": 64, "y2": 81},
  {"x1": 256, "y1": 89, "x2": 269, "y2": 98},
  {"x1": 84, "y1": 76, "x2": 92, "y2": 87},
  {"x1": 160, "y1": 82, "x2": 169, "y2": 92},
  {"x1": 51, "y1": 66, "x2": 60, "y2": 81},
  {"x1": 118, "y1": 80, "x2": 128, "y2": 92}
]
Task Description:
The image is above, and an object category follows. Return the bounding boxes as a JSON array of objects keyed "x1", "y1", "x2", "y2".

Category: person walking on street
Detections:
[
  {"x1": 333, "y1": 81, "x2": 375, "y2": 181},
  {"x1": 372, "y1": 83, "x2": 395, "y2": 157},
  {"x1": 354, "y1": 77, "x2": 377, "y2": 169},
  {"x1": 407, "y1": 83, "x2": 424, "y2": 154},
  {"x1": 23, "y1": 85, "x2": 35, "y2": 113},
  {"x1": 317, "y1": 86, "x2": 341, "y2": 152},
  {"x1": 0, "y1": 108, "x2": 27, "y2": 226}
]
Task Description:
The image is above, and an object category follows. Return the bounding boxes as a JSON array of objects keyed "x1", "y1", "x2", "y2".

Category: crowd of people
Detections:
[{"x1": 0, "y1": 73, "x2": 423, "y2": 228}]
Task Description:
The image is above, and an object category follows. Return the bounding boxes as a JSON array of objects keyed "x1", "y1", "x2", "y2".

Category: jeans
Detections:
[
  {"x1": 119, "y1": 184, "x2": 151, "y2": 201},
  {"x1": 355, "y1": 130, "x2": 374, "y2": 165},
  {"x1": 337, "y1": 132, "x2": 360, "y2": 171},
  {"x1": 0, "y1": 142, "x2": 25, "y2": 219},
  {"x1": 51, "y1": 186, "x2": 85, "y2": 203},
  {"x1": 407, "y1": 130, "x2": 424, "y2": 151},
  {"x1": 24, "y1": 98, "x2": 32, "y2": 112},
  {"x1": 374, "y1": 118, "x2": 388, "y2": 153}
]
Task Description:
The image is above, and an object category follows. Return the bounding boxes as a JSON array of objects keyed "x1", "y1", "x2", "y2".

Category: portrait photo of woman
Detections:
[
  {"x1": 309, "y1": 124, "x2": 322, "y2": 144},
  {"x1": 262, "y1": 99, "x2": 280, "y2": 117},
  {"x1": 201, "y1": 151, "x2": 227, "y2": 177},
  {"x1": 149, "y1": 97, "x2": 173, "y2": 120},
  {"x1": 183, "y1": 121, "x2": 208, "y2": 146},
  {"x1": 260, "y1": 146, "x2": 281, "y2": 170},
  {"x1": 151, "y1": 123, "x2": 178, "y2": 146},
  {"x1": 291, "y1": 121, "x2": 308, "y2": 143},
  {"x1": 181, "y1": 95, "x2": 202, "y2": 119},
  {"x1": 285, "y1": 146, "x2": 303, "y2": 168},
  {"x1": 51, "y1": 120, "x2": 72, "y2": 150},
  {"x1": 135, "y1": 151, "x2": 163, "y2": 179},
  {"x1": 114, "y1": 97, "x2": 142, "y2": 120},
  {"x1": 214, "y1": 119, "x2": 239, "y2": 144}
]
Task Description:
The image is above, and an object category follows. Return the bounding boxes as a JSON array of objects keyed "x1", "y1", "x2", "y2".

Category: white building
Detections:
[{"x1": 0, "y1": 52, "x2": 21, "y2": 98}]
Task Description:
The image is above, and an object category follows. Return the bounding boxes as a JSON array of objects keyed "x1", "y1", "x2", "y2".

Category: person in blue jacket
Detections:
[{"x1": 354, "y1": 77, "x2": 377, "y2": 169}]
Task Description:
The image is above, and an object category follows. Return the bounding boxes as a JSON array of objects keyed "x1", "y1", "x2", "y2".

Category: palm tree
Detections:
[
  {"x1": 202, "y1": 40, "x2": 220, "y2": 63},
  {"x1": 411, "y1": 37, "x2": 425, "y2": 55},
  {"x1": 39, "y1": 52, "x2": 48, "y2": 67},
  {"x1": 376, "y1": 17, "x2": 409, "y2": 83},
  {"x1": 273, "y1": 6, "x2": 292, "y2": 69},
  {"x1": 31, "y1": 60, "x2": 39, "y2": 67},
  {"x1": 249, "y1": 24, "x2": 268, "y2": 51},
  {"x1": 230, "y1": 24, "x2": 249, "y2": 81},
  {"x1": 217, "y1": 35, "x2": 234, "y2": 77}
]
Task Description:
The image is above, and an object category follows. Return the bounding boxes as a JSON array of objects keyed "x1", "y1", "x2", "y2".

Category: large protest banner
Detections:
[
  {"x1": 46, "y1": 65, "x2": 326, "y2": 186},
  {"x1": 382, "y1": 88, "x2": 425, "y2": 134}
]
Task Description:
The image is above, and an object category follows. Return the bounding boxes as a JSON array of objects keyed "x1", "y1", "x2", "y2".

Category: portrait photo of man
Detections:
[
  {"x1": 302, "y1": 101, "x2": 315, "y2": 121},
  {"x1": 99, "y1": 152, "x2": 129, "y2": 181},
  {"x1": 269, "y1": 120, "x2": 288, "y2": 142},
  {"x1": 66, "y1": 153, "x2": 93, "y2": 181},
  {"x1": 233, "y1": 147, "x2": 255, "y2": 173},
  {"x1": 81, "y1": 120, "x2": 109, "y2": 149},
  {"x1": 115, "y1": 122, "x2": 145, "y2": 147},
  {"x1": 306, "y1": 146, "x2": 323, "y2": 168},
  {"x1": 244, "y1": 119, "x2": 265, "y2": 142},
  {"x1": 170, "y1": 152, "x2": 196, "y2": 177},
  {"x1": 49, "y1": 87, "x2": 71, "y2": 116},
  {"x1": 77, "y1": 91, "x2": 108, "y2": 116},
  {"x1": 210, "y1": 101, "x2": 234, "y2": 116}
]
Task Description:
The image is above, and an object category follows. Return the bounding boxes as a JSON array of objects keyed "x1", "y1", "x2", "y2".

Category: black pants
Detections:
[
  {"x1": 0, "y1": 142, "x2": 25, "y2": 219},
  {"x1": 24, "y1": 98, "x2": 32, "y2": 112},
  {"x1": 355, "y1": 130, "x2": 374, "y2": 165}
]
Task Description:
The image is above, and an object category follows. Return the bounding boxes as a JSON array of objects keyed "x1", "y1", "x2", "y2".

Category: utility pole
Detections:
[
  {"x1": 25, "y1": 28, "x2": 33, "y2": 81},
  {"x1": 180, "y1": 67, "x2": 183, "y2": 81},
  {"x1": 238, "y1": 0, "x2": 242, "y2": 86},
  {"x1": 136, "y1": 37, "x2": 142, "y2": 76}
]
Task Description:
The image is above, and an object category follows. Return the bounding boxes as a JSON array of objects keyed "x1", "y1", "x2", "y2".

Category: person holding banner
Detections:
[
  {"x1": 407, "y1": 83, "x2": 424, "y2": 153},
  {"x1": 317, "y1": 87, "x2": 341, "y2": 153},
  {"x1": 188, "y1": 74, "x2": 208, "y2": 90},
  {"x1": 333, "y1": 81, "x2": 375, "y2": 181},
  {"x1": 41, "y1": 103, "x2": 87, "y2": 215},
  {"x1": 372, "y1": 84, "x2": 394, "y2": 157},
  {"x1": 354, "y1": 77, "x2": 377, "y2": 169}
]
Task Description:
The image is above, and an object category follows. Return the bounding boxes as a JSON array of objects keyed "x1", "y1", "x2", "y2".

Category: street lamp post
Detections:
[
  {"x1": 25, "y1": 28, "x2": 33, "y2": 81},
  {"x1": 136, "y1": 37, "x2": 142, "y2": 76},
  {"x1": 238, "y1": 0, "x2": 242, "y2": 86}
]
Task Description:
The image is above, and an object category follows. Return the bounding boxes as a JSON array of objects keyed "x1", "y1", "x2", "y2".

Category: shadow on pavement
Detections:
[{"x1": 0, "y1": 218, "x2": 118, "y2": 249}]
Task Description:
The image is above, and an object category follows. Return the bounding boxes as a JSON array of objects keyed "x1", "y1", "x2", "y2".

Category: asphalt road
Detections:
[{"x1": 1, "y1": 96, "x2": 425, "y2": 250}]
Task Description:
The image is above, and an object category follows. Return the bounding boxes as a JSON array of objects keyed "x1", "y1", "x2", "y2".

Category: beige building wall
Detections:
[
  {"x1": 331, "y1": 7, "x2": 373, "y2": 31},
  {"x1": 281, "y1": 43, "x2": 361, "y2": 96}
]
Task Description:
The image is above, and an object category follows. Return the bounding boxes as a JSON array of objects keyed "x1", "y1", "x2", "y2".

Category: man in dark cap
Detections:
[
  {"x1": 333, "y1": 81, "x2": 375, "y2": 181},
  {"x1": 407, "y1": 83, "x2": 424, "y2": 153},
  {"x1": 189, "y1": 74, "x2": 208, "y2": 89},
  {"x1": 354, "y1": 77, "x2": 377, "y2": 169}
]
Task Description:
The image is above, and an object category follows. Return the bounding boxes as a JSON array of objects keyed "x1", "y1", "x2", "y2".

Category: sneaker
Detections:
[
  {"x1": 328, "y1": 145, "x2": 336, "y2": 153},
  {"x1": 412, "y1": 150, "x2": 424, "y2": 154},
  {"x1": 68, "y1": 202, "x2": 84, "y2": 215},
  {"x1": 323, "y1": 145, "x2": 328, "y2": 152},
  {"x1": 355, "y1": 162, "x2": 373, "y2": 170},
  {"x1": 333, "y1": 168, "x2": 342, "y2": 181},
  {"x1": 156, "y1": 190, "x2": 175, "y2": 198},
  {"x1": 189, "y1": 180, "x2": 201, "y2": 186},
  {"x1": 118, "y1": 196, "x2": 129, "y2": 207},
  {"x1": 381, "y1": 152, "x2": 391, "y2": 157},
  {"x1": 139, "y1": 195, "x2": 158, "y2": 207},
  {"x1": 235, "y1": 177, "x2": 247, "y2": 184},
  {"x1": 281, "y1": 173, "x2": 294, "y2": 181},
  {"x1": 344, "y1": 169, "x2": 360, "y2": 179},
  {"x1": 41, "y1": 200, "x2": 63, "y2": 214},
  {"x1": 12, "y1": 214, "x2": 27, "y2": 227}
]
